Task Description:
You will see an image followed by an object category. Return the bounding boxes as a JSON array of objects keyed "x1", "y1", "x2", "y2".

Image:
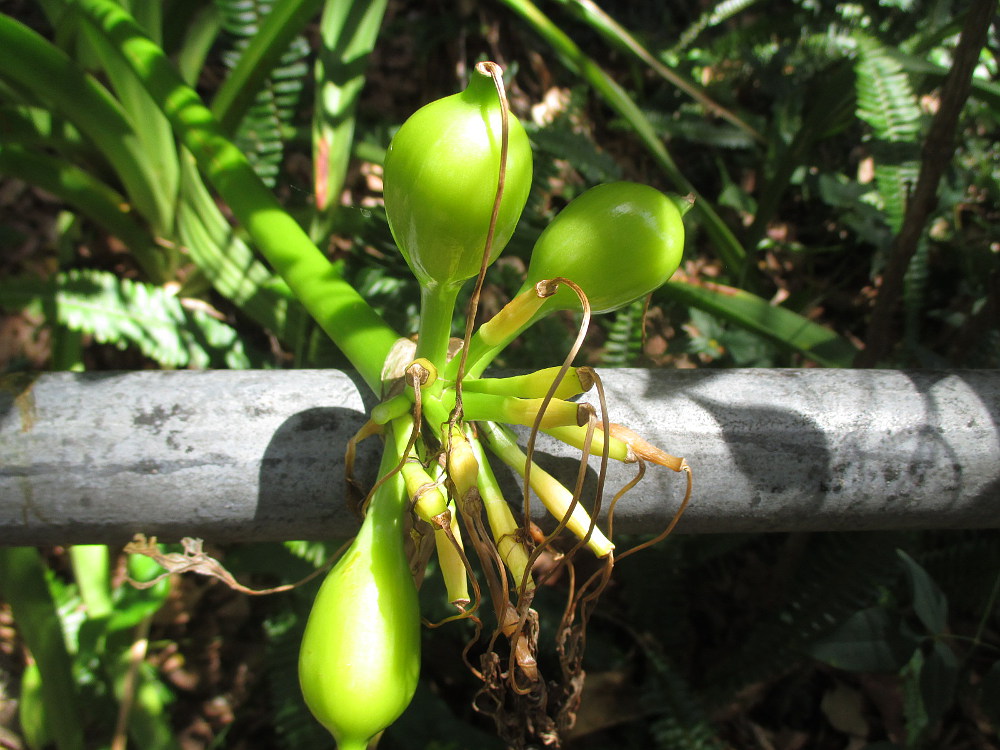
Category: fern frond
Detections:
[
  {"x1": 601, "y1": 298, "x2": 645, "y2": 367},
  {"x1": 870, "y1": 158, "x2": 921, "y2": 234},
  {"x1": 528, "y1": 117, "x2": 622, "y2": 185},
  {"x1": 673, "y1": 0, "x2": 763, "y2": 55},
  {"x1": 655, "y1": 113, "x2": 758, "y2": 149},
  {"x1": 855, "y1": 37, "x2": 923, "y2": 143},
  {"x1": 214, "y1": 0, "x2": 309, "y2": 187},
  {"x1": 0, "y1": 269, "x2": 250, "y2": 369},
  {"x1": 704, "y1": 533, "x2": 903, "y2": 703},
  {"x1": 644, "y1": 646, "x2": 725, "y2": 750},
  {"x1": 855, "y1": 36, "x2": 923, "y2": 233},
  {"x1": 902, "y1": 235, "x2": 930, "y2": 353}
]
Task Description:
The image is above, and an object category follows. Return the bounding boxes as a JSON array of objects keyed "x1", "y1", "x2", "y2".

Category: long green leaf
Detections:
[
  {"x1": 672, "y1": 0, "x2": 762, "y2": 54},
  {"x1": 214, "y1": 0, "x2": 311, "y2": 187},
  {"x1": 74, "y1": 0, "x2": 399, "y2": 390},
  {"x1": 888, "y1": 46, "x2": 1000, "y2": 111},
  {"x1": 498, "y1": 0, "x2": 748, "y2": 274},
  {"x1": 174, "y1": 4, "x2": 223, "y2": 85},
  {"x1": 311, "y1": 0, "x2": 388, "y2": 232},
  {"x1": 176, "y1": 151, "x2": 310, "y2": 348},
  {"x1": 0, "y1": 104, "x2": 87, "y2": 160},
  {"x1": 660, "y1": 279, "x2": 858, "y2": 367},
  {"x1": 0, "y1": 548, "x2": 86, "y2": 750},
  {"x1": 553, "y1": 0, "x2": 764, "y2": 144},
  {"x1": 0, "y1": 14, "x2": 171, "y2": 233},
  {"x1": 0, "y1": 143, "x2": 167, "y2": 281},
  {"x1": 76, "y1": 8, "x2": 180, "y2": 232},
  {"x1": 210, "y1": 0, "x2": 324, "y2": 134}
]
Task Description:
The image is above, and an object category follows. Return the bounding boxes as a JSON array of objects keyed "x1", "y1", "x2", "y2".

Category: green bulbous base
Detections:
[
  {"x1": 523, "y1": 181, "x2": 686, "y2": 314},
  {"x1": 383, "y1": 64, "x2": 533, "y2": 291},
  {"x1": 298, "y1": 459, "x2": 420, "y2": 749}
]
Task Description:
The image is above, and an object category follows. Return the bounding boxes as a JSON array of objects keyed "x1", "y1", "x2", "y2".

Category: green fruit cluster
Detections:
[{"x1": 299, "y1": 61, "x2": 688, "y2": 750}]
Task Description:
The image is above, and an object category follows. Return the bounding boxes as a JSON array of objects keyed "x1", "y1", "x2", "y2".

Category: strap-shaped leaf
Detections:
[
  {"x1": 660, "y1": 278, "x2": 858, "y2": 367},
  {"x1": 312, "y1": 0, "x2": 388, "y2": 220}
]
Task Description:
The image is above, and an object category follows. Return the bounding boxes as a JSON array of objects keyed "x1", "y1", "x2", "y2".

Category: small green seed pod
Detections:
[
  {"x1": 521, "y1": 182, "x2": 685, "y2": 314},
  {"x1": 383, "y1": 62, "x2": 533, "y2": 291}
]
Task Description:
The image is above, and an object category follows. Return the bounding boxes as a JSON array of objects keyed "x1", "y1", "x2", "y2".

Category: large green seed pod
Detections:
[
  {"x1": 298, "y1": 460, "x2": 419, "y2": 750},
  {"x1": 521, "y1": 182, "x2": 686, "y2": 314},
  {"x1": 383, "y1": 62, "x2": 532, "y2": 291}
]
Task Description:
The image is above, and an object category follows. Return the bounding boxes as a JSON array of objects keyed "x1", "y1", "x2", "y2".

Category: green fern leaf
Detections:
[
  {"x1": 704, "y1": 533, "x2": 903, "y2": 703},
  {"x1": 645, "y1": 647, "x2": 725, "y2": 750},
  {"x1": 215, "y1": 0, "x2": 309, "y2": 187},
  {"x1": 673, "y1": 0, "x2": 763, "y2": 55},
  {"x1": 0, "y1": 269, "x2": 250, "y2": 369},
  {"x1": 855, "y1": 38, "x2": 922, "y2": 143},
  {"x1": 601, "y1": 298, "x2": 645, "y2": 367},
  {"x1": 902, "y1": 235, "x2": 930, "y2": 353},
  {"x1": 528, "y1": 106, "x2": 623, "y2": 185},
  {"x1": 855, "y1": 37, "x2": 922, "y2": 234}
]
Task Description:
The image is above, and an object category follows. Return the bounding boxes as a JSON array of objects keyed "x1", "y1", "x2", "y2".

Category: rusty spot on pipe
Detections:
[{"x1": 1, "y1": 373, "x2": 39, "y2": 432}]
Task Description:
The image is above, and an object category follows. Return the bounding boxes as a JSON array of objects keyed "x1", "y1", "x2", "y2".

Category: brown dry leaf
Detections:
[{"x1": 124, "y1": 534, "x2": 321, "y2": 596}]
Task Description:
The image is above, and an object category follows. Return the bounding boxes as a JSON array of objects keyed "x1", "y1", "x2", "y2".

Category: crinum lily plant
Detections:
[
  {"x1": 2, "y1": 4, "x2": 689, "y2": 743},
  {"x1": 296, "y1": 62, "x2": 692, "y2": 749}
]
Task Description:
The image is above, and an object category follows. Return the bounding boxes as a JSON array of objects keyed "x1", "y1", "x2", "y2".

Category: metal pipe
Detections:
[{"x1": 1, "y1": 369, "x2": 997, "y2": 545}]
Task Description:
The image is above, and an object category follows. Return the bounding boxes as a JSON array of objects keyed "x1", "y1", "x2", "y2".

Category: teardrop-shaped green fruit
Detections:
[
  {"x1": 383, "y1": 63, "x2": 532, "y2": 291},
  {"x1": 522, "y1": 182, "x2": 685, "y2": 314},
  {"x1": 299, "y1": 457, "x2": 420, "y2": 750}
]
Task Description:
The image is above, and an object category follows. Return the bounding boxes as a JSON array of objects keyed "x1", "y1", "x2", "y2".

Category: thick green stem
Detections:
[
  {"x1": 453, "y1": 303, "x2": 551, "y2": 380},
  {"x1": 0, "y1": 548, "x2": 85, "y2": 750},
  {"x1": 481, "y1": 421, "x2": 614, "y2": 558},
  {"x1": 458, "y1": 367, "x2": 589, "y2": 399},
  {"x1": 68, "y1": 545, "x2": 113, "y2": 619},
  {"x1": 414, "y1": 284, "x2": 460, "y2": 370},
  {"x1": 72, "y1": 0, "x2": 399, "y2": 391},
  {"x1": 467, "y1": 435, "x2": 535, "y2": 592},
  {"x1": 369, "y1": 439, "x2": 411, "y2": 530}
]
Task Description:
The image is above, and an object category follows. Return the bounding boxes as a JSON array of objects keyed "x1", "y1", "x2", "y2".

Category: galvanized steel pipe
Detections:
[{"x1": 1, "y1": 369, "x2": 997, "y2": 545}]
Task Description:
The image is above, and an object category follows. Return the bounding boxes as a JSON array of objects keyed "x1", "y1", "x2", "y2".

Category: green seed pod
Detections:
[
  {"x1": 521, "y1": 182, "x2": 685, "y2": 314},
  {"x1": 299, "y1": 465, "x2": 420, "y2": 750},
  {"x1": 383, "y1": 62, "x2": 532, "y2": 290}
]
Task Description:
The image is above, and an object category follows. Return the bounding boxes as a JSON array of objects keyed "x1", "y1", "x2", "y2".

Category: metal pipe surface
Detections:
[{"x1": 1, "y1": 369, "x2": 998, "y2": 545}]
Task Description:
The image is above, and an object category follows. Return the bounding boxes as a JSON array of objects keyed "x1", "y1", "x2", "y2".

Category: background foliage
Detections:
[{"x1": 0, "y1": 0, "x2": 997, "y2": 748}]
